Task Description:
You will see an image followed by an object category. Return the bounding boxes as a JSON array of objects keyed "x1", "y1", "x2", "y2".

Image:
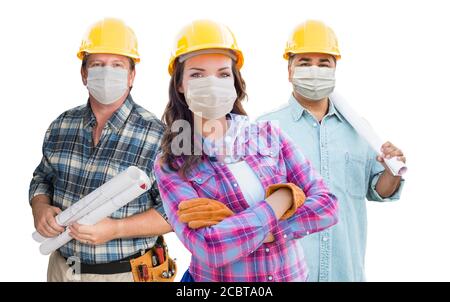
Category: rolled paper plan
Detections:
[
  {"x1": 331, "y1": 92, "x2": 407, "y2": 176},
  {"x1": 33, "y1": 166, "x2": 151, "y2": 254},
  {"x1": 39, "y1": 181, "x2": 149, "y2": 255},
  {"x1": 32, "y1": 166, "x2": 148, "y2": 243}
]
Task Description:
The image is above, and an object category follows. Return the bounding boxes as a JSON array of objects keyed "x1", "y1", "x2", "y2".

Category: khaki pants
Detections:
[{"x1": 47, "y1": 251, "x2": 134, "y2": 282}]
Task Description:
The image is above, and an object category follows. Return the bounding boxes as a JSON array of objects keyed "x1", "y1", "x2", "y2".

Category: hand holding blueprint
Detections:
[{"x1": 32, "y1": 166, "x2": 151, "y2": 255}]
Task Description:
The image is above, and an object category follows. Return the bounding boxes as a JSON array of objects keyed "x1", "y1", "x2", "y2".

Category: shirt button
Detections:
[
  {"x1": 265, "y1": 248, "x2": 270, "y2": 253},
  {"x1": 283, "y1": 234, "x2": 288, "y2": 239},
  {"x1": 313, "y1": 123, "x2": 318, "y2": 127},
  {"x1": 197, "y1": 178, "x2": 202, "y2": 182},
  {"x1": 233, "y1": 183, "x2": 238, "y2": 187},
  {"x1": 322, "y1": 237, "x2": 329, "y2": 242},
  {"x1": 268, "y1": 275, "x2": 273, "y2": 281},
  {"x1": 306, "y1": 231, "x2": 310, "y2": 235},
  {"x1": 323, "y1": 166, "x2": 328, "y2": 170}
]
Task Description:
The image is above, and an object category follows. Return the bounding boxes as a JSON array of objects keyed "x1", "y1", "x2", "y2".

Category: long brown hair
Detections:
[{"x1": 160, "y1": 59, "x2": 248, "y2": 177}]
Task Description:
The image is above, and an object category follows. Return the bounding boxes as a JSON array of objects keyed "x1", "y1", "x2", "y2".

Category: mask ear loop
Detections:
[{"x1": 128, "y1": 69, "x2": 134, "y2": 91}]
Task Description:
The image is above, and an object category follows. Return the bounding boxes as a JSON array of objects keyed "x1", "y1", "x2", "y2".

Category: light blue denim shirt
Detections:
[{"x1": 256, "y1": 94, "x2": 405, "y2": 281}]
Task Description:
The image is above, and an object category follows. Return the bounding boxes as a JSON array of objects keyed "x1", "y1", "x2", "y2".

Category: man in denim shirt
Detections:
[{"x1": 257, "y1": 20, "x2": 406, "y2": 281}]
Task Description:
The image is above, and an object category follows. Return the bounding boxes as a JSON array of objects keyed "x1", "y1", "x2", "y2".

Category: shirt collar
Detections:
[
  {"x1": 288, "y1": 93, "x2": 344, "y2": 123},
  {"x1": 288, "y1": 94, "x2": 306, "y2": 121},
  {"x1": 328, "y1": 93, "x2": 345, "y2": 122},
  {"x1": 226, "y1": 113, "x2": 251, "y2": 144},
  {"x1": 201, "y1": 113, "x2": 251, "y2": 162},
  {"x1": 82, "y1": 95, "x2": 134, "y2": 132}
]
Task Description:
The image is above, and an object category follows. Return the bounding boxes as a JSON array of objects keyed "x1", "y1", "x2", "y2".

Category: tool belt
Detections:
[
  {"x1": 66, "y1": 236, "x2": 176, "y2": 282},
  {"x1": 130, "y1": 236, "x2": 177, "y2": 282}
]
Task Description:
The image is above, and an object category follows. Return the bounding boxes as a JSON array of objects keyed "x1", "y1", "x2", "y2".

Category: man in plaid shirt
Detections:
[{"x1": 29, "y1": 18, "x2": 171, "y2": 281}]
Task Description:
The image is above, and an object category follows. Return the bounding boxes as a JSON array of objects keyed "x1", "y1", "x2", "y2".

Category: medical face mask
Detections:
[
  {"x1": 87, "y1": 66, "x2": 129, "y2": 105},
  {"x1": 185, "y1": 76, "x2": 237, "y2": 120},
  {"x1": 292, "y1": 66, "x2": 336, "y2": 101}
]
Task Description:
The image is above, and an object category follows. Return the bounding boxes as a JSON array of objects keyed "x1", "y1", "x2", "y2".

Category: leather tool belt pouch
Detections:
[{"x1": 130, "y1": 236, "x2": 177, "y2": 282}]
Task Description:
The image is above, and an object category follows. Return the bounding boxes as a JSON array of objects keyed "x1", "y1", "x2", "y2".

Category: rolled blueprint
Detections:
[
  {"x1": 33, "y1": 166, "x2": 151, "y2": 254},
  {"x1": 331, "y1": 92, "x2": 407, "y2": 176},
  {"x1": 32, "y1": 166, "x2": 147, "y2": 243}
]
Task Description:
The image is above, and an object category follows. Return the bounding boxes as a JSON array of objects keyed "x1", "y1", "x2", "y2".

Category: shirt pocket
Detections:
[
  {"x1": 256, "y1": 148, "x2": 283, "y2": 177},
  {"x1": 187, "y1": 168, "x2": 219, "y2": 200},
  {"x1": 345, "y1": 152, "x2": 367, "y2": 199}
]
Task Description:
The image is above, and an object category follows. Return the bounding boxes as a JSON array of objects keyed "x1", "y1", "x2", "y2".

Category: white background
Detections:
[{"x1": 0, "y1": 0, "x2": 448, "y2": 281}]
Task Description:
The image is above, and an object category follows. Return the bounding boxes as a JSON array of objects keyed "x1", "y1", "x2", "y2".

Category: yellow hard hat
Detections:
[
  {"x1": 77, "y1": 18, "x2": 140, "y2": 63},
  {"x1": 168, "y1": 19, "x2": 244, "y2": 75},
  {"x1": 284, "y1": 20, "x2": 341, "y2": 60}
]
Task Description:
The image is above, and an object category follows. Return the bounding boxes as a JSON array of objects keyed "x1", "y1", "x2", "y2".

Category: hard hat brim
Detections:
[
  {"x1": 168, "y1": 45, "x2": 243, "y2": 75},
  {"x1": 284, "y1": 50, "x2": 341, "y2": 61},
  {"x1": 77, "y1": 49, "x2": 140, "y2": 63}
]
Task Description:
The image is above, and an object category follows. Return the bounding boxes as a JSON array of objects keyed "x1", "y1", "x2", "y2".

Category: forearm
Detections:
[
  {"x1": 31, "y1": 194, "x2": 52, "y2": 214},
  {"x1": 115, "y1": 208, "x2": 172, "y2": 239},
  {"x1": 265, "y1": 188, "x2": 293, "y2": 219},
  {"x1": 375, "y1": 170, "x2": 402, "y2": 198},
  {"x1": 260, "y1": 189, "x2": 292, "y2": 243}
]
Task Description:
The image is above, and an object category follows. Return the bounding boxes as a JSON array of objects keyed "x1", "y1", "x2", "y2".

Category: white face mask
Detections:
[
  {"x1": 292, "y1": 66, "x2": 336, "y2": 101},
  {"x1": 185, "y1": 76, "x2": 237, "y2": 120},
  {"x1": 87, "y1": 66, "x2": 129, "y2": 105}
]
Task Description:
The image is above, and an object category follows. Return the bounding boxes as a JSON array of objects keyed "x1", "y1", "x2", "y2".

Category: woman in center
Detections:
[{"x1": 154, "y1": 20, "x2": 338, "y2": 282}]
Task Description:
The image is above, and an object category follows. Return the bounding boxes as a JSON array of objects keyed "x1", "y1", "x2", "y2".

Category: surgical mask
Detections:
[
  {"x1": 87, "y1": 66, "x2": 129, "y2": 105},
  {"x1": 185, "y1": 76, "x2": 237, "y2": 120},
  {"x1": 292, "y1": 66, "x2": 336, "y2": 101}
]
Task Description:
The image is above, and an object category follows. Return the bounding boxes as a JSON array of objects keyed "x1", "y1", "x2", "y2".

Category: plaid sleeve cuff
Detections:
[
  {"x1": 154, "y1": 200, "x2": 168, "y2": 221},
  {"x1": 28, "y1": 183, "x2": 52, "y2": 205},
  {"x1": 250, "y1": 200, "x2": 279, "y2": 234},
  {"x1": 278, "y1": 219, "x2": 295, "y2": 240},
  {"x1": 149, "y1": 181, "x2": 168, "y2": 221}
]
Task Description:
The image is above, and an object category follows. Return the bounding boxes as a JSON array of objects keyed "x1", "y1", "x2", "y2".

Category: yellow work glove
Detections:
[
  {"x1": 265, "y1": 183, "x2": 306, "y2": 220},
  {"x1": 177, "y1": 198, "x2": 234, "y2": 229}
]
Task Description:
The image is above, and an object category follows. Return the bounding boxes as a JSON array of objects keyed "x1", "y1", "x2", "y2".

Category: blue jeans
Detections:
[{"x1": 180, "y1": 269, "x2": 195, "y2": 282}]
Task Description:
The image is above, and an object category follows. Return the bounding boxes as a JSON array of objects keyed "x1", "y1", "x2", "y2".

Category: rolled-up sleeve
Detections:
[
  {"x1": 148, "y1": 179, "x2": 168, "y2": 220},
  {"x1": 366, "y1": 154, "x2": 405, "y2": 202}
]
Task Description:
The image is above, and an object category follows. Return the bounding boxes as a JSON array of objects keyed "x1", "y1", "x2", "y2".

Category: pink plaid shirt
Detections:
[{"x1": 154, "y1": 118, "x2": 338, "y2": 282}]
